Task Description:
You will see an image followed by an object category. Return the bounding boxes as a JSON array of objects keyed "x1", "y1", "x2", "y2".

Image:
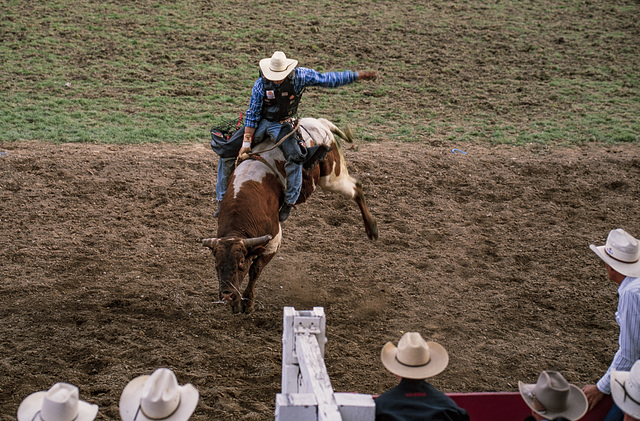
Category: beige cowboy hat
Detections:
[
  {"x1": 17, "y1": 382, "x2": 98, "y2": 421},
  {"x1": 119, "y1": 368, "x2": 199, "y2": 421},
  {"x1": 259, "y1": 51, "x2": 298, "y2": 81},
  {"x1": 612, "y1": 360, "x2": 640, "y2": 419},
  {"x1": 590, "y1": 228, "x2": 640, "y2": 277},
  {"x1": 380, "y1": 332, "x2": 449, "y2": 380},
  {"x1": 518, "y1": 371, "x2": 588, "y2": 421}
]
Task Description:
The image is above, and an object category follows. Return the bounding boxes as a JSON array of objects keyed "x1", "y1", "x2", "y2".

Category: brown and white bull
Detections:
[{"x1": 202, "y1": 117, "x2": 377, "y2": 314}]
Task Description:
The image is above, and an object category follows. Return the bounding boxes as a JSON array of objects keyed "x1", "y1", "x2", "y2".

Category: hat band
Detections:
[
  {"x1": 615, "y1": 379, "x2": 640, "y2": 406},
  {"x1": 530, "y1": 391, "x2": 569, "y2": 414},
  {"x1": 135, "y1": 398, "x2": 181, "y2": 421},
  {"x1": 606, "y1": 247, "x2": 640, "y2": 264},
  {"x1": 395, "y1": 355, "x2": 431, "y2": 368},
  {"x1": 269, "y1": 62, "x2": 295, "y2": 73},
  {"x1": 31, "y1": 410, "x2": 79, "y2": 421},
  {"x1": 530, "y1": 394, "x2": 548, "y2": 413}
]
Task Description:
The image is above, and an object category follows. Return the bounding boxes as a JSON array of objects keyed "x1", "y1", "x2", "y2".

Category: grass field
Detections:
[{"x1": 1, "y1": 0, "x2": 638, "y2": 145}]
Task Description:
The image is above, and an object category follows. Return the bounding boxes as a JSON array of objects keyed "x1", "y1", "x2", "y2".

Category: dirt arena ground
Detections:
[{"x1": 1, "y1": 140, "x2": 639, "y2": 419}]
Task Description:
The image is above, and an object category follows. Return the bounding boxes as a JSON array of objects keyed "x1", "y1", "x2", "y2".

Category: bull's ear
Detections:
[{"x1": 247, "y1": 246, "x2": 266, "y2": 256}]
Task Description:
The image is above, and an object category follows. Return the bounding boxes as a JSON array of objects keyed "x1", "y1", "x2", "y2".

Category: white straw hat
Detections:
[
  {"x1": 380, "y1": 332, "x2": 449, "y2": 380},
  {"x1": 259, "y1": 51, "x2": 298, "y2": 81},
  {"x1": 612, "y1": 360, "x2": 640, "y2": 419},
  {"x1": 119, "y1": 368, "x2": 199, "y2": 421},
  {"x1": 518, "y1": 371, "x2": 588, "y2": 421},
  {"x1": 17, "y1": 382, "x2": 98, "y2": 421},
  {"x1": 590, "y1": 228, "x2": 640, "y2": 277}
]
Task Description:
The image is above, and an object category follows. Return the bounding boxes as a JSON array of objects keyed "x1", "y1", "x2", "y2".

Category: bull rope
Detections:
[{"x1": 235, "y1": 119, "x2": 303, "y2": 190}]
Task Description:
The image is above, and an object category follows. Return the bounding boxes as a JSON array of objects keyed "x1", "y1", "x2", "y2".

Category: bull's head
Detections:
[{"x1": 202, "y1": 235, "x2": 272, "y2": 313}]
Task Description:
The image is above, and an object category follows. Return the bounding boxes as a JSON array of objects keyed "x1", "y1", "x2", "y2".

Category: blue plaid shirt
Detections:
[
  {"x1": 244, "y1": 67, "x2": 358, "y2": 128},
  {"x1": 597, "y1": 276, "x2": 640, "y2": 394}
]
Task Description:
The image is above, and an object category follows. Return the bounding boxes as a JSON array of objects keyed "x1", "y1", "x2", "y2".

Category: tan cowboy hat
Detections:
[
  {"x1": 612, "y1": 360, "x2": 640, "y2": 419},
  {"x1": 17, "y1": 382, "x2": 98, "y2": 421},
  {"x1": 518, "y1": 371, "x2": 588, "y2": 421},
  {"x1": 119, "y1": 368, "x2": 199, "y2": 421},
  {"x1": 380, "y1": 332, "x2": 449, "y2": 380},
  {"x1": 259, "y1": 51, "x2": 298, "y2": 81},
  {"x1": 590, "y1": 228, "x2": 640, "y2": 277}
]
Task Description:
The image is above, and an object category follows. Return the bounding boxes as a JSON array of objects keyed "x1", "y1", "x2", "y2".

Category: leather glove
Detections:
[
  {"x1": 358, "y1": 71, "x2": 378, "y2": 81},
  {"x1": 236, "y1": 151, "x2": 249, "y2": 167},
  {"x1": 238, "y1": 134, "x2": 252, "y2": 157}
]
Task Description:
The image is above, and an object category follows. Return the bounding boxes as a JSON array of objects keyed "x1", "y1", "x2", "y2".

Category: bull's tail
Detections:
[
  {"x1": 317, "y1": 118, "x2": 354, "y2": 144},
  {"x1": 333, "y1": 125, "x2": 354, "y2": 143}
]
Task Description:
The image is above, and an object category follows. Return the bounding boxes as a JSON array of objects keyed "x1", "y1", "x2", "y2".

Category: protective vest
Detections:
[{"x1": 261, "y1": 71, "x2": 304, "y2": 122}]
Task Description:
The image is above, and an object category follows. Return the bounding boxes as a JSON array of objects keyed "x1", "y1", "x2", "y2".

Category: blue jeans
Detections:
[
  {"x1": 216, "y1": 156, "x2": 236, "y2": 202},
  {"x1": 603, "y1": 402, "x2": 623, "y2": 421},
  {"x1": 215, "y1": 119, "x2": 306, "y2": 205}
]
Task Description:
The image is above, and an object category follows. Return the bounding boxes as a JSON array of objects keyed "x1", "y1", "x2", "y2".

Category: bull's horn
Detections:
[
  {"x1": 334, "y1": 125, "x2": 354, "y2": 143},
  {"x1": 202, "y1": 238, "x2": 219, "y2": 248},
  {"x1": 242, "y1": 235, "x2": 273, "y2": 247}
]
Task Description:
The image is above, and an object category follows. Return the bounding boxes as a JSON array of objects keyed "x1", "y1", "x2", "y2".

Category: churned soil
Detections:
[{"x1": 1, "y1": 140, "x2": 639, "y2": 419}]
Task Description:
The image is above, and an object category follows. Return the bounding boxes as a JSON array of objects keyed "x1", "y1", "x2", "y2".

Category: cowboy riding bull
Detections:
[{"x1": 202, "y1": 117, "x2": 378, "y2": 314}]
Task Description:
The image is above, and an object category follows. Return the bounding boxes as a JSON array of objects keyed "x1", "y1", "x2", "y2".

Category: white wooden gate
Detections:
[{"x1": 275, "y1": 307, "x2": 375, "y2": 421}]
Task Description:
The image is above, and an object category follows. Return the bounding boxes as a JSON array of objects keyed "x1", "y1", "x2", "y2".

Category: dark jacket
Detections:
[{"x1": 375, "y1": 379, "x2": 470, "y2": 421}]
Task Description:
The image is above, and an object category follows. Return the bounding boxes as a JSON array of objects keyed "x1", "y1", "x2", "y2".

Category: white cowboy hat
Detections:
[
  {"x1": 380, "y1": 332, "x2": 449, "y2": 380},
  {"x1": 518, "y1": 371, "x2": 588, "y2": 421},
  {"x1": 119, "y1": 368, "x2": 199, "y2": 421},
  {"x1": 17, "y1": 382, "x2": 98, "y2": 421},
  {"x1": 590, "y1": 228, "x2": 640, "y2": 277},
  {"x1": 259, "y1": 51, "x2": 298, "y2": 81},
  {"x1": 612, "y1": 360, "x2": 640, "y2": 419}
]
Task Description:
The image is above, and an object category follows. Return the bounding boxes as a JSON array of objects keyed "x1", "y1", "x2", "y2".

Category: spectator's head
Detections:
[
  {"x1": 119, "y1": 368, "x2": 199, "y2": 421},
  {"x1": 590, "y1": 229, "x2": 640, "y2": 278},
  {"x1": 612, "y1": 360, "x2": 640, "y2": 420},
  {"x1": 518, "y1": 371, "x2": 587, "y2": 421},
  {"x1": 380, "y1": 332, "x2": 449, "y2": 380},
  {"x1": 259, "y1": 51, "x2": 297, "y2": 82},
  {"x1": 17, "y1": 382, "x2": 98, "y2": 421}
]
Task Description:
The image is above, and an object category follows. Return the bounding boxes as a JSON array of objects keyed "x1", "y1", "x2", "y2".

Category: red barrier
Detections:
[{"x1": 447, "y1": 392, "x2": 613, "y2": 421}]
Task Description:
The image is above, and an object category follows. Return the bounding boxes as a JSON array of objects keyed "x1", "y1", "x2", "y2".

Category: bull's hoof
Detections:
[
  {"x1": 230, "y1": 302, "x2": 242, "y2": 314},
  {"x1": 367, "y1": 220, "x2": 379, "y2": 241},
  {"x1": 241, "y1": 300, "x2": 254, "y2": 314}
]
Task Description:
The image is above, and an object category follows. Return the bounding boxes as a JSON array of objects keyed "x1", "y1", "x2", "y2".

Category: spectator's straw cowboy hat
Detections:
[
  {"x1": 259, "y1": 51, "x2": 298, "y2": 81},
  {"x1": 518, "y1": 371, "x2": 588, "y2": 421},
  {"x1": 611, "y1": 360, "x2": 640, "y2": 419},
  {"x1": 119, "y1": 368, "x2": 199, "y2": 421},
  {"x1": 17, "y1": 383, "x2": 98, "y2": 421},
  {"x1": 380, "y1": 332, "x2": 449, "y2": 379},
  {"x1": 590, "y1": 228, "x2": 640, "y2": 277}
]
